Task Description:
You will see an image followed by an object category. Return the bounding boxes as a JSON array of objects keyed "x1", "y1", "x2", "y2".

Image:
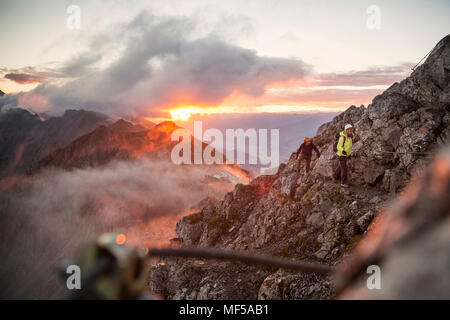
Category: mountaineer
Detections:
[
  {"x1": 295, "y1": 137, "x2": 321, "y2": 173},
  {"x1": 333, "y1": 124, "x2": 355, "y2": 188}
]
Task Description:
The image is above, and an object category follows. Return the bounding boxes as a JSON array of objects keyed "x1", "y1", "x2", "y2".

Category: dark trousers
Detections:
[
  {"x1": 298, "y1": 154, "x2": 311, "y2": 172},
  {"x1": 334, "y1": 156, "x2": 348, "y2": 184}
]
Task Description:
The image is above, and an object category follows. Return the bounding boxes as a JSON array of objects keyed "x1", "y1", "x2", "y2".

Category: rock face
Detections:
[
  {"x1": 149, "y1": 35, "x2": 450, "y2": 300},
  {"x1": 314, "y1": 34, "x2": 450, "y2": 192},
  {"x1": 336, "y1": 145, "x2": 450, "y2": 299},
  {"x1": 150, "y1": 160, "x2": 386, "y2": 299}
]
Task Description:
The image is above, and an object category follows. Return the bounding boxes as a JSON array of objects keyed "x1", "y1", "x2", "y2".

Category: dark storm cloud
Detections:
[
  {"x1": 1, "y1": 66, "x2": 63, "y2": 84},
  {"x1": 4, "y1": 73, "x2": 47, "y2": 84},
  {"x1": 14, "y1": 11, "x2": 312, "y2": 117},
  {"x1": 60, "y1": 53, "x2": 102, "y2": 77},
  {"x1": 0, "y1": 159, "x2": 236, "y2": 298}
]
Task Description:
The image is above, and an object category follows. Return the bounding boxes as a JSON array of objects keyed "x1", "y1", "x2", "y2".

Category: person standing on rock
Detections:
[
  {"x1": 333, "y1": 124, "x2": 354, "y2": 188},
  {"x1": 295, "y1": 137, "x2": 321, "y2": 173}
]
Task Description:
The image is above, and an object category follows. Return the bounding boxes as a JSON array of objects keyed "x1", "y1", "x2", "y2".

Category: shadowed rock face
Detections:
[
  {"x1": 0, "y1": 109, "x2": 113, "y2": 177},
  {"x1": 149, "y1": 35, "x2": 450, "y2": 300}
]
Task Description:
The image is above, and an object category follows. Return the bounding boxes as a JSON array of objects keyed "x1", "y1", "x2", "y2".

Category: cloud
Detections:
[
  {"x1": 12, "y1": 11, "x2": 311, "y2": 118},
  {"x1": 218, "y1": 63, "x2": 415, "y2": 109},
  {"x1": 59, "y1": 53, "x2": 102, "y2": 77},
  {"x1": 4, "y1": 73, "x2": 47, "y2": 84},
  {"x1": 1, "y1": 66, "x2": 64, "y2": 85},
  {"x1": 270, "y1": 88, "x2": 384, "y2": 106},
  {"x1": 0, "y1": 158, "x2": 235, "y2": 298},
  {"x1": 221, "y1": 86, "x2": 386, "y2": 110},
  {"x1": 314, "y1": 63, "x2": 414, "y2": 87},
  {"x1": 3, "y1": 11, "x2": 415, "y2": 117}
]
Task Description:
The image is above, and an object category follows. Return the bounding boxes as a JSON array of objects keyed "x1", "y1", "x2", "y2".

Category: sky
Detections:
[{"x1": 0, "y1": 0, "x2": 449, "y2": 121}]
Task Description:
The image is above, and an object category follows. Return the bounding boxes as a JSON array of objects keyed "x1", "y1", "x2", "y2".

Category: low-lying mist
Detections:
[{"x1": 0, "y1": 159, "x2": 234, "y2": 299}]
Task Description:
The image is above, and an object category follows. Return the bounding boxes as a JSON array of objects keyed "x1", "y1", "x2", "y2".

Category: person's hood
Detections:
[{"x1": 340, "y1": 130, "x2": 353, "y2": 138}]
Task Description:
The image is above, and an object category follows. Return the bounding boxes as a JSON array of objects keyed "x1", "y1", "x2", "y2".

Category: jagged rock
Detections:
[
  {"x1": 337, "y1": 145, "x2": 450, "y2": 299},
  {"x1": 356, "y1": 210, "x2": 375, "y2": 231},
  {"x1": 150, "y1": 260, "x2": 270, "y2": 300},
  {"x1": 312, "y1": 36, "x2": 450, "y2": 189},
  {"x1": 258, "y1": 269, "x2": 334, "y2": 300},
  {"x1": 176, "y1": 213, "x2": 204, "y2": 246},
  {"x1": 382, "y1": 169, "x2": 404, "y2": 193},
  {"x1": 349, "y1": 200, "x2": 359, "y2": 212},
  {"x1": 313, "y1": 146, "x2": 336, "y2": 178},
  {"x1": 369, "y1": 196, "x2": 382, "y2": 204},
  {"x1": 305, "y1": 211, "x2": 324, "y2": 228},
  {"x1": 280, "y1": 170, "x2": 300, "y2": 197}
]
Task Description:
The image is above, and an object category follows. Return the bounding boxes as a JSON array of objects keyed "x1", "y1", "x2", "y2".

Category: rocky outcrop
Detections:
[
  {"x1": 314, "y1": 35, "x2": 450, "y2": 192},
  {"x1": 150, "y1": 259, "x2": 272, "y2": 300},
  {"x1": 150, "y1": 158, "x2": 388, "y2": 299},
  {"x1": 149, "y1": 35, "x2": 450, "y2": 299},
  {"x1": 336, "y1": 145, "x2": 450, "y2": 299},
  {"x1": 258, "y1": 269, "x2": 333, "y2": 300}
]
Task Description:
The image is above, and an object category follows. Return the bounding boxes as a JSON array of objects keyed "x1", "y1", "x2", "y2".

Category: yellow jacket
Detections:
[{"x1": 336, "y1": 131, "x2": 353, "y2": 157}]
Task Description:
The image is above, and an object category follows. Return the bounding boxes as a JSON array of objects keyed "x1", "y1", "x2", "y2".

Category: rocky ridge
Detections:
[{"x1": 149, "y1": 35, "x2": 450, "y2": 299}]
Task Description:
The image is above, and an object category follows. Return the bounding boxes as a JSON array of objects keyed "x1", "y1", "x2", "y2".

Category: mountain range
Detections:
[
  {"x1": 0, "y1": 108, "x2": 113, "y2": 177},
  {"x1": 0, "y1": 34, "x2": 448, "y2": 300}
]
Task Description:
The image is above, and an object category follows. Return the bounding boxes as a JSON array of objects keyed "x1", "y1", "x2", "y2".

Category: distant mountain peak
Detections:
[
  {"x1": 152, "y1": 121, "x2": 181, "y2": 134},
  {"x1": 109, "y1": 118, "x2": 147, "y2": 132},
  {"x1": 61, "y1": 108, "x2": 110, "y2": 120},
  {"x1": 154, "y1": 120, "x2": 179, "y2": 128},
  {"x1": 110, "y1": 119, "x2": 135, "y2": 129},
  {"x1": 0, "y1": 107, "x2": 113, "y2": 176}
]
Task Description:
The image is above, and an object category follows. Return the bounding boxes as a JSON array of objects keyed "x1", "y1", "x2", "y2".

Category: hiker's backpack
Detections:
[{"x1": 332, "y1": 132, "x2": 346, "y2": 153}]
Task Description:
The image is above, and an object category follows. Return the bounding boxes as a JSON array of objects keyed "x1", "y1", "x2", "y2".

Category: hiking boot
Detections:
[{"x1": 341, "y1": 183, "x2": 349, "y2": 188}]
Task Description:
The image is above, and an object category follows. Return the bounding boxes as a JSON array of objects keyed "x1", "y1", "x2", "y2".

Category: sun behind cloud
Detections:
[
  {"x1": 168, "y1": 106, "x2": 240, "y2": 121},
  {"x1": 170, "y1": 108, "x2": 194, "y2": 121}
]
